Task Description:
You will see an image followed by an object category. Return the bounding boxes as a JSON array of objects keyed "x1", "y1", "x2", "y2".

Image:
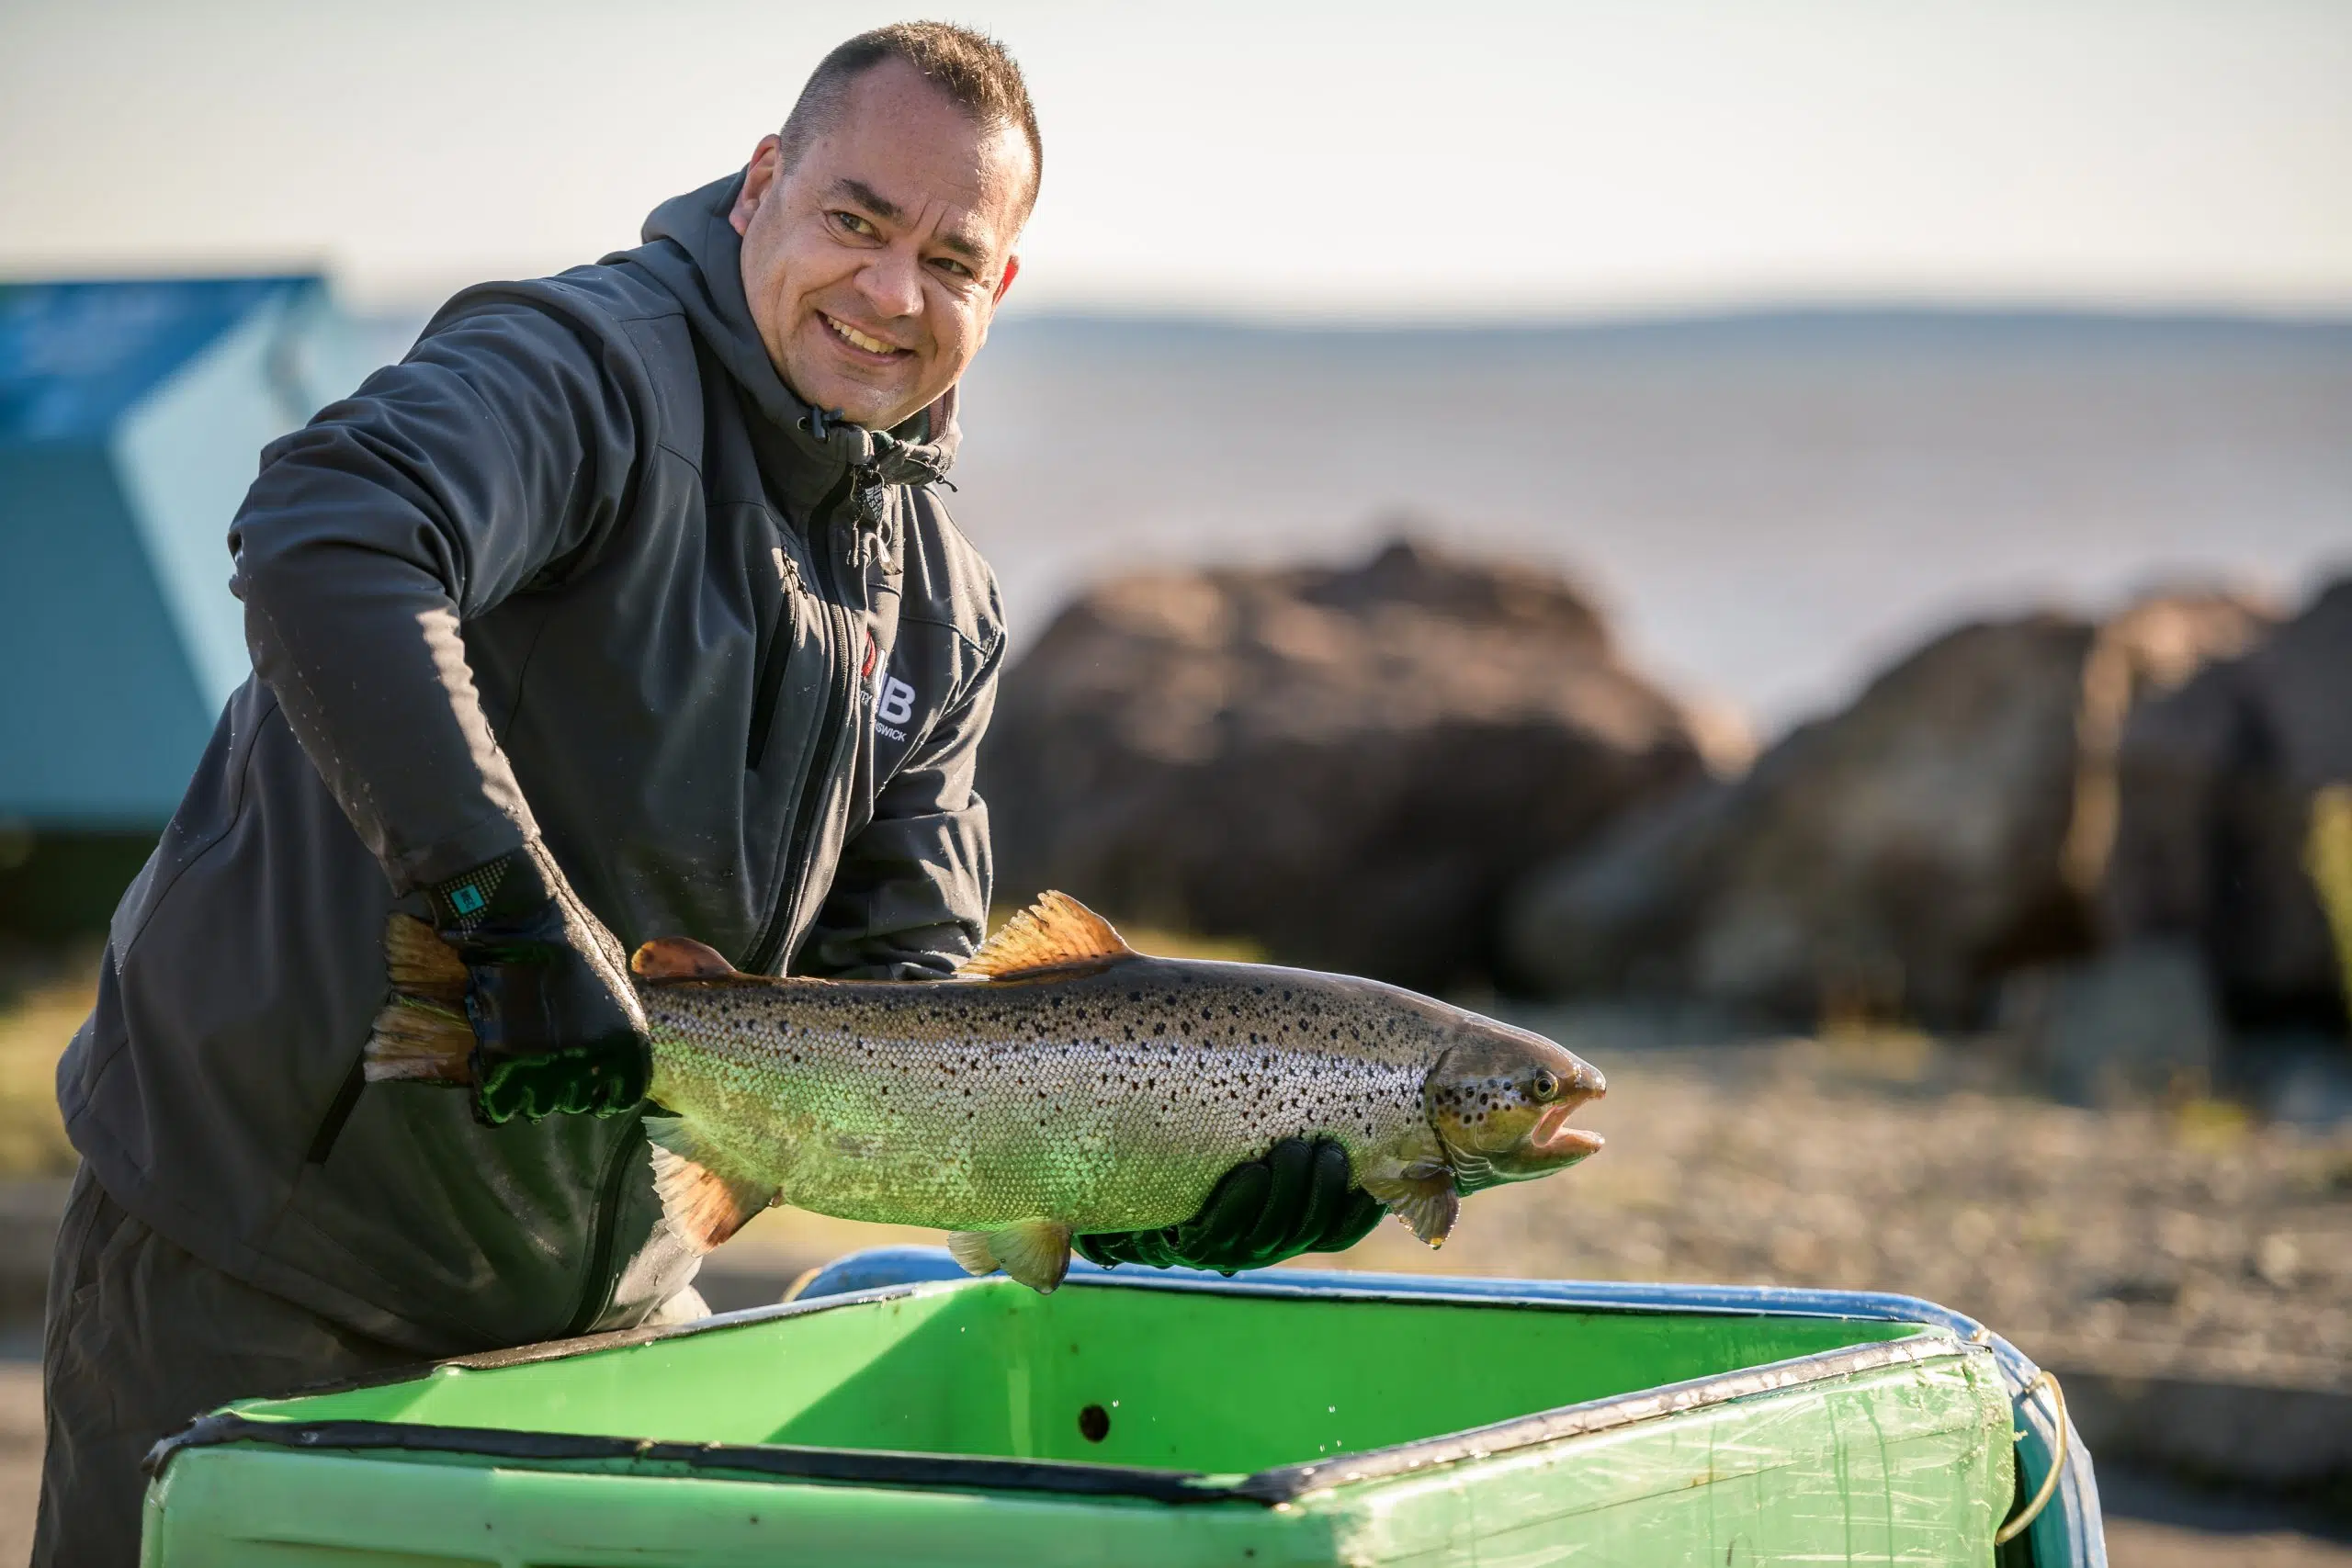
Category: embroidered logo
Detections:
[
  {"x1": 877, "y1": 677, "x2": 915, "y2": 727},
  {"x1": 875, "y1": 674, "x2": 916, "y2": 741}
]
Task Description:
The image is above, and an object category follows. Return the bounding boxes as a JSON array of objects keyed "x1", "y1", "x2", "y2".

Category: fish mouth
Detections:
[{"x1": 1517, "y1": 1096, "x2": 1605, "y2": 1166}]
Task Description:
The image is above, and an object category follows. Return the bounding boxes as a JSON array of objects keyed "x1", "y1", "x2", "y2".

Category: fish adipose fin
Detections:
[
  {"x1": 365, "y1": 916, "x2": 476, "y2": 1085},
  {"x1": 947, "y1": 1220, "x2": 1074, "y2": 1292},
  {"x1": 1361, "y1": 1161, "x2": 1460, "y2": 1249},
  {"x1": 956, "y1": 892, "x2": 1136, "y2": 980},
  {"x1": 646, "y1": 1115, "x2": 775, "y2": 1252},
  {"x1": 632, "y1": 937, "x2": 743, "y2": 981}
]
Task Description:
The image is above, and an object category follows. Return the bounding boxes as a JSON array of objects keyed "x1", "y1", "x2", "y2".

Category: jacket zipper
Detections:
[
  {"x1": 744, "y1": 548, "x2": 800, "y2": 769},
  {"x1": 743, "y1": 472, "x2": 867, "y2": 976},
  {"x1": 570, "y1": 474, "x2": 863, "y2": 1333},
  {"x1": 562, "y1": 1111, "x2": 648, "y2": 1337}
]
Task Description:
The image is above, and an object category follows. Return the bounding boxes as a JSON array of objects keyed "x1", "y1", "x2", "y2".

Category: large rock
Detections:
[
  {"x1": 1507, "y1": 592, "x2": 2273, "y2": 1027},
  {"x1": 1996, "y1": 940, "x2": 2225, "y2": 1105},
  {"x1": 2059, "y1": 589, "x2": 2280, "y2": 897},
  {"x1": 2106, "y1": 579, "x2": 2352, "y2": 1032},
  {"x1": 978, "y1": 540, "x2": 1719, "y2": 990}
]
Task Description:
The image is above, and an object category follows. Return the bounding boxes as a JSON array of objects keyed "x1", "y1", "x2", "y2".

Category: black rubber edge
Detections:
[
  {"x1": 141, "y1": 1412, "x2": 1231, "y2": 1503},
  {"x1": 219, "y1": 1280, "x2": 939, "y2": 1407},
  {"x1": 143, "y1": 1324, "x2": 1964, "y2": 1506}
]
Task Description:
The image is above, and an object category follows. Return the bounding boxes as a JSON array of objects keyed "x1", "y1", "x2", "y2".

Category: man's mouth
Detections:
[{"x1": 820, "y1": 312, "x2": 910, "y2": 359}]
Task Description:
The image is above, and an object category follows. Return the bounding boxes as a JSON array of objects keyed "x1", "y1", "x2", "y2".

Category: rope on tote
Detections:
[{"x1": 1995, "y1": 1371, "x2": 2070, "y2": 1548}]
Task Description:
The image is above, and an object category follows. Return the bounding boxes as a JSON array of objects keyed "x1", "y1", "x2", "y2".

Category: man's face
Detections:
[{"x1": 732, "y1": 60, "x2": 1028, "y2": 431}]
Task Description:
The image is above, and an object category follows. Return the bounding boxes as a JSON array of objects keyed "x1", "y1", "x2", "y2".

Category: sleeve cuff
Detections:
[{"x1": 382, "y1": 814, "x2": 536, "y2": 897}]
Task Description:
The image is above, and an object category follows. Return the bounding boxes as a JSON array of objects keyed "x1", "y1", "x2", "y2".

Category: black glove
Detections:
[
  {"x1": 428, "y1": 841, "x2": 650, "y2": 1125},
  {"x1": 1075, "y1": 1136, "x2": 1385, "y2": 1274}
]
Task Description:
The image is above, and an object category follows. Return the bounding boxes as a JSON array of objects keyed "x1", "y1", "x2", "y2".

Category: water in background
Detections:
[
  {"x1": 944, "y1": 310, "x2": 2352, "y2": 734},
  {"x1": 348, "y1": 308, "x2": 2352, "y2": 737}
]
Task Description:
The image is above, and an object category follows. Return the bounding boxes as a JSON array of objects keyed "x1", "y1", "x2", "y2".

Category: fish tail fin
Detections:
[
  {"x1": 948, "y1": 1220, "x2": 1073, "y2": 1293},
  {"x1": 647, "y1": 1115, "x2": 775, "y2": 1252},
  {"x1": 365, "y1": 915, "x2": 476, "y2": 1085}
]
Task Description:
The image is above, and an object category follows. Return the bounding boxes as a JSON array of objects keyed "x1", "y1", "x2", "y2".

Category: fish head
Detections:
[{"x1": 1423, "y1": 1015, "x2": 1606, "y2": 1189}]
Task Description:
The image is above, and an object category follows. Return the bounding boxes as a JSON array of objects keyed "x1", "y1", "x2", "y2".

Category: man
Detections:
[{"x1": 38, "y1": 23, "x2": 1377, "y2": 1561}]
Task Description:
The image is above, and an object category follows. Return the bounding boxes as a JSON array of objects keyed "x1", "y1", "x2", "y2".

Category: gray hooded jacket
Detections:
[{"x1": 56, "y1": 174, "x2": 1005, "y2": 1356}]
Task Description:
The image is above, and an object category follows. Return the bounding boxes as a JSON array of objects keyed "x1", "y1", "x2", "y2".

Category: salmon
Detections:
[{"x1": 368, "y1": 891, "x2": 1605, "y2": 1292}]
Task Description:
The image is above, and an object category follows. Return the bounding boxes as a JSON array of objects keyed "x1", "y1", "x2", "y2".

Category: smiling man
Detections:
[{"x1": 38, "y1": 23, "x2": 1375, "y2": 1562}]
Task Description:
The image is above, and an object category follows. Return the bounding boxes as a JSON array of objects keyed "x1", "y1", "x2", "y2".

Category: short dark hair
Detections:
[{"x1": 778, "y1": 22, "x2": 1042, "y2": 218}]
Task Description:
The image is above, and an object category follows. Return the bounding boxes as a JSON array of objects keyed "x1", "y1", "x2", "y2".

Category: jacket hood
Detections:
[{"x1": 625, "y1": 174, "x2": 961, "y2": 497}]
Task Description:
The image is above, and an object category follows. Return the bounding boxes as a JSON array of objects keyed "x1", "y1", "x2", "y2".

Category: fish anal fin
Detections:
[
  {"x1": 956, "y1": 892, "x2": 1136, "y2": 980},
  {"x1": 632, "y1": 937, "x2": 742, "y2": 981},
  {"x1": 946, "y1": 1230, "x2": 1000, "y2": 1277},
  {"x1": 1362, "y1": 1166, "x2": 1460, "y2": 1249},
  {"x1": 645, "y1": 1118, "x2": 774, "y2": 1253}
]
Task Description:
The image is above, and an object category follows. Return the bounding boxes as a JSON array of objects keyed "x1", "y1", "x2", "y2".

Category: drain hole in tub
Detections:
[{"x1": 1078, "y1": 1404, "x2": 1111, "y2": 1443}]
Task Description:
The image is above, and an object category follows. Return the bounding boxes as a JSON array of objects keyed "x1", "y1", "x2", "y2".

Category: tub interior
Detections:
[{"x1": 229, "y1": 1280, "x2": 1925, "y2": 1476}]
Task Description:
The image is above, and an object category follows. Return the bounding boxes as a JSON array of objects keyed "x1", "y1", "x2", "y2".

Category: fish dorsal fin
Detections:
[
  {"x1": 632, "y1": 937, "x2": 742, "y2": 981},
  {"x1": 956, "y1": 891, "x2": 1136, "y2": 979}
]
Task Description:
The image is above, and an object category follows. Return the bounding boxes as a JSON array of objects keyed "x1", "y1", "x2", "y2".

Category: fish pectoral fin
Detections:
[
  {"x1": 1361, "y1": 1168, "x2": 1460, "y2": 1250},
  {"x1": 950, "y1": 1220, "x2": 1074, "y2": 1293},
  {"x1": 1388, "y1": 1185, "x2": 1461, "y2": 1249},
  {"x1": 645, "y1": 1116, "x2": 774, "y2": 1253},
  {"x1": 956, "y1": 892, "x2": 1136, "y2": 979}
]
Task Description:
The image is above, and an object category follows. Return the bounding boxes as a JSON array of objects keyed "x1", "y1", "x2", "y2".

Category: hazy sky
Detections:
[{"x1": 6, "y1": 0, "x2": 2348, "y2": 318}]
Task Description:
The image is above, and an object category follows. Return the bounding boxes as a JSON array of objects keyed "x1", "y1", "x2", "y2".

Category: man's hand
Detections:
[
  {"x1": 428, "y1": 842, "x2": 650, "y2": 1124},
  {"x1": 1074, "y1": 1136, "x2": 1385, "y2": 1274}
]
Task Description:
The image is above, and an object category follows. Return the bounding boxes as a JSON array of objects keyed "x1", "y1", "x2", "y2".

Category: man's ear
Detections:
[
  {"x1": 992, "y1": 254, "x2": 1021, "y2": 307},
  {"x1": 731, "y1": 135, "x2": 784, "y2": 237}
]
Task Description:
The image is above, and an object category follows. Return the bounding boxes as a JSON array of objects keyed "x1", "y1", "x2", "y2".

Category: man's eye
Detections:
[
  {"x1": 932, "y1": 257, "x2": 975, "y2": 281},
  {"x1": 831, "y1": 211, "x2": 879, "y2": 239}
]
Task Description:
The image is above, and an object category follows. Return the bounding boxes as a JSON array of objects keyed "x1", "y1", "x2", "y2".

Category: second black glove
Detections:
[{"x1": 1074, "y1": 1135, "x2": 1386, "y2": 1274}]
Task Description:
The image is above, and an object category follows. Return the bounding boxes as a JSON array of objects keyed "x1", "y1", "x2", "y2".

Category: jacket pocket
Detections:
[{"x1": 303, "y1": 1055, "x2": 371, "y2": 1167}]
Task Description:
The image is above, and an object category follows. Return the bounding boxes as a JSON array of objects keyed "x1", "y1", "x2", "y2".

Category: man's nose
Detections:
[{"x1": 856, "y1": 245, "x2": 924, "y2": 321}]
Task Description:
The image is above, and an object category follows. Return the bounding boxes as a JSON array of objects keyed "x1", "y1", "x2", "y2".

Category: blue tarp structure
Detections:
[{"x1": 0, "y1": 276, "x2": 382, "y2": 827}]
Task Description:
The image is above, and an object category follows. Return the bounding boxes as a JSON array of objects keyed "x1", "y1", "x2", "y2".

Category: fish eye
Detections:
[{"x1": 1531, "y1": 1068, "x2": 1560, "y2": 1101}]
